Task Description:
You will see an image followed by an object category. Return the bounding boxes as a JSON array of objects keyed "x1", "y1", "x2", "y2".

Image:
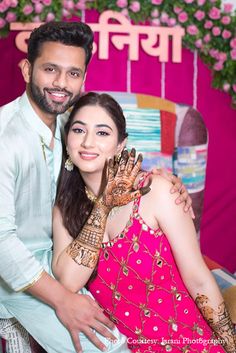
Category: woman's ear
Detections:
[
  {"x1": 116, "y1": 137, "x2": 127, "y2": 155},
  {"x1": 20, "y1": 59, "x2": 32, "y2": 84}
]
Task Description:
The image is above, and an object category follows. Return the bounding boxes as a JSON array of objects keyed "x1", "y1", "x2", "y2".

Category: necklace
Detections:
[
  {"x1": 84, "y1": 186, "x2": 121, "y2": 218},
  {"x1": 85, "y1": 186, "x2": 98, "y2": 203}
]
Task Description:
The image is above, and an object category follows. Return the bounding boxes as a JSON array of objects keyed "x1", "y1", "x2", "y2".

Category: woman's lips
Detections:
[{"x1": 79, "y1": 152, "x2": 98, "y2": 160}]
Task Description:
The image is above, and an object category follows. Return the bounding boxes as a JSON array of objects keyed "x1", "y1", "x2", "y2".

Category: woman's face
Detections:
[{"x1": 66, "y1": 104, "x2": 125, "y2": 174}]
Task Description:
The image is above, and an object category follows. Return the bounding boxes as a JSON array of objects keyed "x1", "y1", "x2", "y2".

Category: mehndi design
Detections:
[
  {"x1": 196, "y1": 293, "x2": 236, "y2": 353},
  {"x1": 67, "y1": 148, "x2": 150, "y2": 268}
]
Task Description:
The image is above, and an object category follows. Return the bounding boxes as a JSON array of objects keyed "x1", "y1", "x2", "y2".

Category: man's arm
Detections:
[
  {"x1": 0, "y1": 140, "x2": 117, "y2": 353},
  {"x1": 27, "y1": 271, "x2": 116, "y2": 353}
]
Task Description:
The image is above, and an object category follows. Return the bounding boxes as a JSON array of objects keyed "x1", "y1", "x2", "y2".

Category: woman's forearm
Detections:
[
  {"x1": 53, "y1": 201, "x2": 109, "y2": 292},
  {"x1": 195, "y1": 293, "x2": 236, "y2": 353},
  {"x1": 186, "y1": 275, "x2": 236, "y2": 353}
]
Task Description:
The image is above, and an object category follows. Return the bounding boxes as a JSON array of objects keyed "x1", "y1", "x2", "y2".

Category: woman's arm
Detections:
[{"x1": 152, "y1": 175, "x2": 236, "y2": 353}]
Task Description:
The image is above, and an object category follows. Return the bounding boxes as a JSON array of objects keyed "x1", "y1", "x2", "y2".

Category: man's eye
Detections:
[
  {"x1": 70, "y1": 71, "x2": 80, "y2": 77},
  {"x1": 45, "y1": 67, "x2": 55, "y2": 72}
]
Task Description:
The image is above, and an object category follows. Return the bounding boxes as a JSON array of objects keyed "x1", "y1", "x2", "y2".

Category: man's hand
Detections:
[
  {"x1": 101, "y1": 148, "x2": 150, "y2": 209},
  {"x1": 56, "y1": 292, "x2": 116, "y2": 353},
  {"x1": 152, "y1": 168, "x2": 195, "y2": 219}
]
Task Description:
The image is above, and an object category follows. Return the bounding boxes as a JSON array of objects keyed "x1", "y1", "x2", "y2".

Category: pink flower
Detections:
[
  {"x1": 33, "y1": 15, "x2": 41, "y2": 22},
  {"x1": 195, "y1": 39, "x2": 203, "y2": 48},
  {"x1": 208, "y1": 6, "x2": 221, "y2": 20},
  {"x1": 197, "y1": 0, "x2": 206, "y2": 5},
  {"x1": 5, "y1": 11, "x2": 16, "y2": 22},
  {"x1": 213, "y1": 61, "x2": 224, "y2": 71},
  {"x1": 221, "y1": 16, "x2": 231, "y2": 25},
  {"x1": 230, "y1": 38, "x2": 236, "y2": 49},
  {"x1": 130, "y1": 1, "x2": 140, "y2": 12},
  {"x1": 222, "y1": 30, "x2": 232, "y2": 39},
  {"x1": 167, "y1": 18, "x2": 176, "y2": 27},
  {"x1": 0, "y1": 2, "x2": 9, "y2": 12},
  {"x1": 187, "y1": 25, "x2": 199, "y2": 36},
  {"x1": 178, "y1": 11, "x2": 188, "y2": 23},
  {"x1": 64, "y1": 0, "x2": 74, "y2": 10},
  {"x1": 223, "y1": 83, "x2": 230, "y2": 92},
  {"x1": 116, "y1": 0, "x2": 127, "y2": 8},
  {"x1": 0, "y1": 17, "x2": 6, "y2": 28},
  {"x1": 173, "y1": 6, "x2": 182, "y2": 14},
  {"x1": 209, "y1": 48, "x2": 219, "y2": 58},
  {"x1": 121, "y1": 8, "x2": 128, "y2": 17},
  {"x1": 233, "y1": 84, "x2": 236, "y2": 93},
  {"x1": 151, "y1": 9, "x2": 159, "y2": 18},
  {"x1": 194, "y1": 10, "x2": 205, "y2": 21},
  {"x1": 223, "y1": 3, "x2": 233, "y2": 13},
  {"x1": 151, "y1": 0, "x2": 163, "y2": 4},
  {"x1": 35, "y1": 3, "x2": 44, "y2": 14},
  {"x1": 151, "y1": 18, "x2": 160, "y2": 26},
  {"x1": 203, "y1": 33, "x2": 211, "y2": 43},
  {"x1": 204, "y1": 20, "x2": 213, "y2": 29},
  {"x1": 160, "y1": 11, "x2": 168, "y2": 23},
  {"x1": 10, "y1": 0, "x2": 18, "y2": 8},
  {"x1": 230, "y1": 49, "x2": 236, "y2": 60},
  {"x1": 42, "y1": 0, "x2": 52, "y2": 5},
  {"x1": 62, "y1": 8, "x2": 70, "y2": 17},
  {"x1": 22, "y1": 4, "x2": 33, "y2": 15},
  {"x1": 46, "y1": 12, "x2": 55, "y2": 21},
  {"x1": 75, "y1": 1, "x2": 86, "y2": 10},
  {"x1": 218, "y1": 52, "x2": 227, "y2": 62},
  {"x1": 184, "y1": 0, "x2": 194, "y2": 3},
  {"x1": 212, "y1": 26, "x2": 221, "y2": 36}
]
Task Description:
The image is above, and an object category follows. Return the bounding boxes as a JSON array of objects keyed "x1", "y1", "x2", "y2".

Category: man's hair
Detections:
[{"x1": 27, "y1": 21, "x2": 94, "y2": 68}]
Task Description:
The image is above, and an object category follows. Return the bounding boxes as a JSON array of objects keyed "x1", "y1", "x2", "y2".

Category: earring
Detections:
[{"x1": 65, "y1": 156, "x2": 74, "y2": 171}]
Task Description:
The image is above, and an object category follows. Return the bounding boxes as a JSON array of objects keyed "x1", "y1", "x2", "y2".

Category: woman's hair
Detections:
[{"x1": 56, "y1": 92, "x2": 128, "y2": 239}]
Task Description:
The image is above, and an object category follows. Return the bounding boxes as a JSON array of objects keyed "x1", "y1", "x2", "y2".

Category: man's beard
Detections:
[{"x1": 29, "y1": 79, "x2": 81, "y2": 114}]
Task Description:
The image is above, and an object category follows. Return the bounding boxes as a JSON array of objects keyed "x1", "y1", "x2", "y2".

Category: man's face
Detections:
[{"x1": 27, "y1": 41, "x2": 87, "y2": 116}]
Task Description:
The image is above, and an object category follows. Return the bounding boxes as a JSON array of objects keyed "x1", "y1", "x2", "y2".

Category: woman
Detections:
[{"x1": 52, "y1": 92, "x2": 236, "y2": 353}]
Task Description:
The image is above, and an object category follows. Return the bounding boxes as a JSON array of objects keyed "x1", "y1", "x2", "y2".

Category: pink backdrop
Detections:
[{"x1": 0, "y1": 11, "x2": 236, "y2": 272}]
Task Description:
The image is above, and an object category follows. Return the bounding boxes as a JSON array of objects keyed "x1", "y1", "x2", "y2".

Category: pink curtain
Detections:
[{"x1": 0, "y1": 11, "x2": 235, "y2": 272}]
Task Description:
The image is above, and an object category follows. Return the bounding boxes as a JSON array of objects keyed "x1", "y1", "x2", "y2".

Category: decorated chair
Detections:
[{"x1": 107, "y1": 92, "x2": 208, "y2": 235}]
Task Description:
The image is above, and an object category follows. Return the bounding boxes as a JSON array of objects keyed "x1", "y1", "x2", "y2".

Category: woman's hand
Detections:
[{"x1": 100, "y1": 148, "x2": 150, "y2": 210}]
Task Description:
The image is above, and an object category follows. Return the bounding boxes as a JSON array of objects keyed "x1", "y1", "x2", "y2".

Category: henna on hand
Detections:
[
  {"x1": 102, "y1": 148, "x2": 150, "y2": 209},
  {"x1": 66, "y1": 206, "x2": 109, "y2": 268},
  {"x1": 196, "y1": 294, "x2": 236, "y2": 353},
  {"x1": 67, "y1": 148, "x2": 149, "y2": 269}
]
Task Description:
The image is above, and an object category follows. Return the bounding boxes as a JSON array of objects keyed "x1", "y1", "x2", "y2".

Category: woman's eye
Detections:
[
  {"x1": 72, "y1": 128, "x2": 84, "y2": 133},
  {"x1": 97, "y1": 131, "x2": 109, "y2": 136}
]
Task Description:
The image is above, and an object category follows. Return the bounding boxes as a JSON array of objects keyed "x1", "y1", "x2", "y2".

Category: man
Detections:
[{"x1": 0, "y1": 21, "x2": 191, "y2": 353}]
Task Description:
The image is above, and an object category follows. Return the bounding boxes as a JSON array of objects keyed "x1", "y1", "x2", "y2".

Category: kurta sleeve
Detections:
[{"x1": 0, "y1": 140, "x2": 44, "y2": 292}]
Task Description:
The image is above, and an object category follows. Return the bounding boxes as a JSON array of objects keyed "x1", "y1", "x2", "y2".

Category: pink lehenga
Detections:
[{"x1": 88, "y1": 175, "x2": 226, "y2": 353}]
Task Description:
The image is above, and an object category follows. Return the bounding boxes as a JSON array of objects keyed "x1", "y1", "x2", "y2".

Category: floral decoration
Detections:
[{"x1": 0, "y1": 0, "x2": 236, "y2": 106}]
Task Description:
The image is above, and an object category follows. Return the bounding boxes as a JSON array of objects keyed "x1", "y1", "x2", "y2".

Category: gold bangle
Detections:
[{"x1": 15, "y1": 270, "x2": 44, "y2": 292}]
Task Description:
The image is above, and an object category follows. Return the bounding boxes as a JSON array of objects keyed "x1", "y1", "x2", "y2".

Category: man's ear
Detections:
[
  {"x1": 20, "y1": 59, "x2": 32, "y2": 84},
  {"x1": 82, "y1": 72, "x2": 87, "y2": 85}
]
